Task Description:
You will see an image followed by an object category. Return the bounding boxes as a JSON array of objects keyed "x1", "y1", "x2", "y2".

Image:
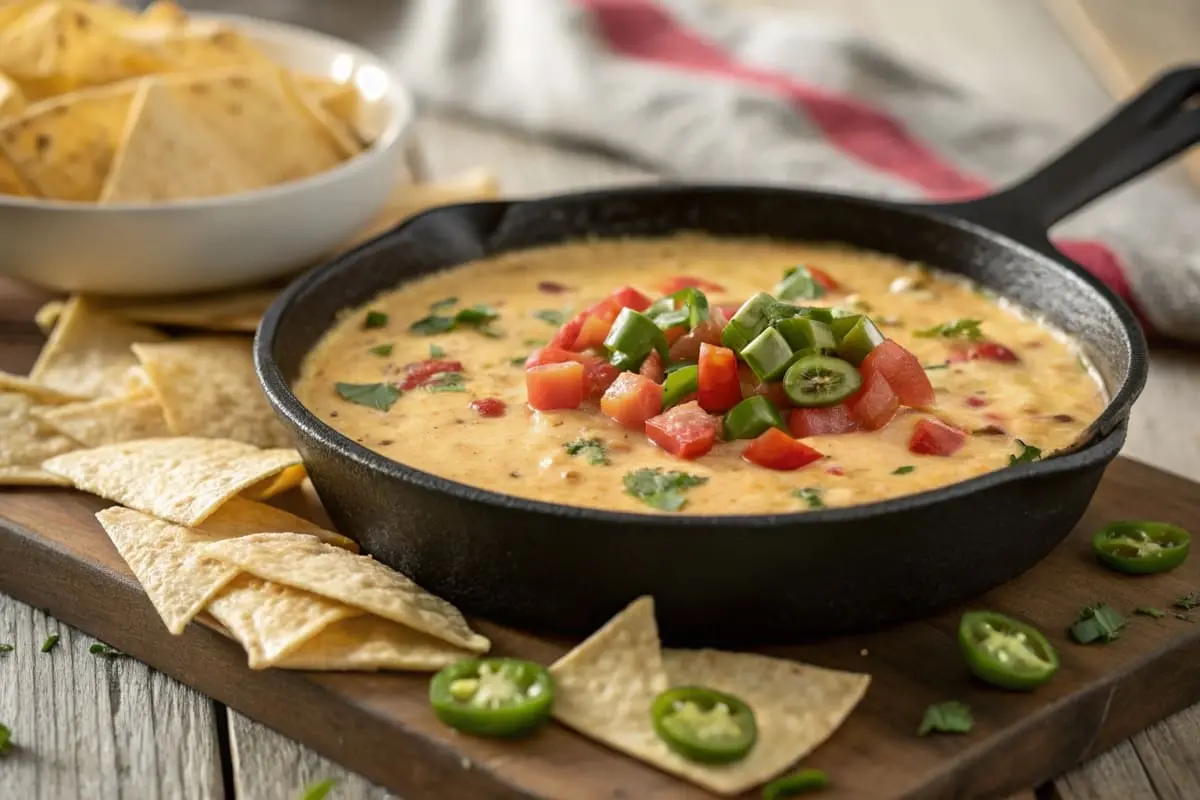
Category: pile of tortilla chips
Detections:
[{"x1": 0, "y1": 0, "x2": 371, "y2": 202}]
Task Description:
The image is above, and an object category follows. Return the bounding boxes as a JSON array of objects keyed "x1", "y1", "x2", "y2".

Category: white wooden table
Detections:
[{"x1": 3, "y1": 1, "x2": 1199, "y2": 797}]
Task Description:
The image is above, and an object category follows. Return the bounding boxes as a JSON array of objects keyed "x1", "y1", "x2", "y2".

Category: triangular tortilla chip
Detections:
[
  {"x1": 0, "y1": 369, "x2": 86, "y2": 403},
  {"x1": 207, "y1": 574, "x2": 360, "y2": 669},
  {"x1": 130, "y1": 337, "x2": 291, "y2": 448},
  {"x1": 0, "y1": 80, "x2": 138, "y2": 200},
  {"x1": 82, "y1": 286, "x2": 277, "y2": 333},
  {"x1": 129, "y1": 22, "x2": 274, "y2": 72},
  {"x1": 33, "y1": 299, "x2": 64, "y2": 332},
  {"x1": 41, "y1": 437, "x2": 304, "y2": 526},
  {"x1": 198, "y1": 532, "x2": 489, "y2": 653},
  {"x1": 199, "y1": 496, "x2": 358, "y2": 553},
  {"x1": 280, "y1": 71, "x2": 360, "y2": 159},
  {"x1": 270, "y1": 613, "x2": 468, "y2": 672},
  {"x1": 294, "y1": 73, "x2": 361, "y2": 134},
  {"x1": 31, "y1": 393, "x2": 168, "y2": 446},
  {"x1": 0, "y1": 71, "x2": 27, "y2": 119},
  {"x1": 0, "y1": 390, "x2": 78, "y2": 484},
  {"x1": 136, "y1": 1, "x2": 188, "y2": 30},
  {"x1": 28, "y1": 296, "x2": 165, "y2": 398}
]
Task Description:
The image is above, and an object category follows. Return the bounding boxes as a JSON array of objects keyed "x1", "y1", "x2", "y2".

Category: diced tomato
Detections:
[
  {"x1": 737, "y1": 364, "x2": 758, "y2": 397},
  {"x1": 601, "y1": 373, "x2": 664, "y2": 429},
  {"x1": 574, "y1": 313, "x2": 612, "y2": 351},
  {"x1": 753, "y1": 381, "x2": 792, "y2": 410},
  {"x1": 526, "y1": 362, "x2": 584, "y2": 410},
  {"x1": 697, "y1": 343, "x2": 742, "y2": 413},
  {"x1": 610, "y1": 286, "x2": 653, "y2": 312},
  {"x1": 789, "y1": 404, "x2": 858, "y2": 437},
  {"x1": 742, "y1": 428, "x2": 824, "y2": 471},
  {"x1": 585, "y1": 361, "x2": 621, "y2": 399},
  {"x1": 524, "y1": 345, "x2": 581, "y2": 369},
  {"x1": 859, "y1": 339, "x2": 935, "y2": 409},
  {"x1": 400, "y1": 359, "x2": 465, "y2": 391},
  {"x1": 849, "y1": 373, "x2": 899, "y2": 431},
  {"x1": 639, "y1": 350, "x2": 666, "y2": 383},
  {"x1": 549, "y1": 313, "x2": 586, "y2": 350},
  {"x1": 645, "y1": 401, "x2": 721, "y2": 459},
  {"x1": 909, "y1": 417, "x2": 967, "y2": 456},
  {"x1": 948, "y1": 341, "x2": 1020, "y2": 363},
  {"x1": 808, "y1": 266, "x2": 841, "y2": 292},
  {"x1": 469, "y1": 397, "x2": 506, "y2": 417},
  {"x1": 659, "y1": 275, "x2": 725, "y2": 294},
  {"x1": 667, "y1": 312, "x2": 728, "y2": 362}
]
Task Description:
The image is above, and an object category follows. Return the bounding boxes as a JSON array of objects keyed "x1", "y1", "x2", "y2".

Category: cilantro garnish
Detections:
[
  {"x1": 362, "y1": 310, "x2": 388, "y2": 329},
  {"x1": 410, "y1": 303, "x2": 501, "y2": 338},
  {"x1": 893, "y1": 465, "x2": 916, "y2": 475},
  {"x1": 298, "y1": 778, "x2": 337, "y2": 800},
  {"x1": 0, "y1": 644, "x2": 12, "y2": 654},
  {"x1": 334, "y1": 382, "x2": 401, "y2": 411},
  {"x1": 792, "y1": 487, "x2": 824, "y2": 509},
  {"x1": 646, "y1": 288, "x2": 709, "y2": 330},
  {"x1": 624, "y1": 468, "x2": 708, "y2": 512},
  {"x1": 430, "y1": 297, "x2": 458, "y2": 311},
  {"x1": 1174, "y1": 592, "x2": 1200, "y2": 611},
  {"x1": 565, "y1": 438, "x2": 609, "y2": 466},
  {"x1": 914, "y1": 319, "x2": 984, "y2": 340},
  {"x1": 89, "y1": 642, "x2": 124, "y2": 658},
  {"x1": 510, "y1": 355, "x2": 529, "y2": 366},
  {"x1": 368, "y1": 343, "x2": 393, "y2": 357},
  {"x1": 918, "y1": 701, "x2": 973, "y2": 736},
  {"x1": 40, "y1": 634, "x2": 59, "y2": 653},
  {"x1": 923, "y1": 363, "x2": 949, "y2": 371},
  {"x1": 1070, "y1": 603, "x2": 1126, "y2": 644},
  {"x1": 1135, "y1": 607, "x2": 1166, "y2": 619},
  {"x1": 425, "y1": 372, "x2": 466, "y2": 393},
  {"x1": 533, "y1": 308, "x2": 569, "y2": 326},
  {"x1": 429, "y1": 344, "x2": 446, "y2": 358},
  {"x1": 0, "y1": 722, "x2": 10, "y2": 755},
  {"x1": 409, "y1": 315, "x2": 456, "y2": 335},
  {"x1": 1009, "y1": 440, "x2": 1042, "y2": 464}
]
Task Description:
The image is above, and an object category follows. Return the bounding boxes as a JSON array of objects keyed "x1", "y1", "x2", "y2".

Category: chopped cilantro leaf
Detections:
[
  {"x1": 918, "y1": 701, "x2": 973, "y2": 736},
  {"x1": 477, "y1": 324, "x2": 505, "y2": 339},
  {"x1": 430, "y1": 297, "x2": 458, "y2": 311},
  {"x1": 923, "y1": 363, "x2": 949, "y2": 371},
  {"x1": 1135, "y1": 607, "x2": 1166, "y2": 619},
  {"x1": 793, "y1": 487, "x2": 824, "y2": 509},
  {"x1": 914, "y1": 319, "x2": 984, "y2": 340},
  {"x1": 1009, "y1": 440, "x2": 1042, "y2": 464},
  {"x1": 456, "y1": 304, "x2": 499, "y2": 325},
  {"x1": 89, "y1": 642, "x2": 124, "y2": 658},
  {"x1": 334, "y1": 382, "x2": 401, "y2": 411},
  {"x1": 0, "y1": 722, "x2": 10, "y2": 755},
  {"x1": 533, "y1": 308, "x2": 569, "y2": 326},
  {"x1": 624, "y1": 468, "x2": 708, "y2": 512},
  {"x1": 368, "y1": 343, "x2": 393, "y2": 357},
  {"x1": 429, "y1": 344, "x2": 446, "y2": 358},
  {"x1": 362, "y1": 310, "x2": 388, "y2": 329},
  {"x1": 40, "y1": 634, "x2": 59, "y2": 653},
  {"x1": 1174, "y1": 592, "x2": 1200, "y2": 611},
  {"x1": 425, "y1": 372, "x2": 466, "y2": 393},
  {"x1": 762, "y1": 768, "x2": 830, "y2": 798},
  {"x1": 409, "y1": 315, "x2": 455, "y2": 335},
  {"x1": 893, "y1": 465, "x2": 916, "y2": 475},
  {"x1": 1070, "y1": 603, "x2": 1126, "y2": 644},
  {"x1": 524, "y1": 338, "x2": 548, "y2": 347},
  {"x1": 0, "y1": 644, "x2": 12, "y2": 654},
  {"x1": 510, "y1": 355, "x2": 529, "y2": 366},
  {"x1": 565, "y1": 438, "x2": 609, "y2": 466},
  {"x1": 298, "y1": 778, "x2": 337, "y2": 800}
]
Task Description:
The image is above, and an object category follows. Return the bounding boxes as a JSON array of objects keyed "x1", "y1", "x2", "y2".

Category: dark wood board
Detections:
[{"x1": 5, "y1": 285, "x2": 1200, "y2": 799}]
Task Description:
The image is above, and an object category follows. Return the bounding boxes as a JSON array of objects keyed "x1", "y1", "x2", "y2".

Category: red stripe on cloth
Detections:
[{"x1": 576, "y1": 0, "x2": 1150, "y2": 329}]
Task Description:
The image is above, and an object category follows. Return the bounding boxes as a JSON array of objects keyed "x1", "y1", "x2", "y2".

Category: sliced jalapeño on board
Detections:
[
  {"x1": 957, "y1": 611, "x2": 1059, "y2": 691},
  {"x1": 1091, "y1": 521, "x2": 1190, "y2": 575},
  {"x1": 429, "y1": 658, "x2": 554, "y2": 738},
  {"x1": 651, "y1": 685, "x2": 757, "y2": 764}
]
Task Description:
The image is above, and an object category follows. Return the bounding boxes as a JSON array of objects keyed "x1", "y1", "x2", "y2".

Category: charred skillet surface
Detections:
[{"x1": 257, "y1": 189, "x2": 1141, "y2": 645}]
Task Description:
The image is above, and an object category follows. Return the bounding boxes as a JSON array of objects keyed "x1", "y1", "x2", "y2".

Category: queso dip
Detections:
[{"x1": 296, "y1": 236, "x2": 1105, "y2": 515}]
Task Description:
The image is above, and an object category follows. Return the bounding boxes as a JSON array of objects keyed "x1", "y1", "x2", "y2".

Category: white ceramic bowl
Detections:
[{"x1": 0, "y1": 13, "x2": 415, "y2": 296}]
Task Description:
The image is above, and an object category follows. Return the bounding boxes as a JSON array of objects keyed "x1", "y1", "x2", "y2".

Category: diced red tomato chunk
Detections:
[
  {"x1": 524, "y1": 345, "x2": 581, "y2": 369},
  {"x1": 645, "y1": 401, "x2": 721, "y2": 460},
  {"x1": 667, "y1": 311, "x2": 728, "y2": 362},
  {"x1": 697, "y1": 343, "x2": 742, "y2": 413},
  {"x1": 610, "y1": 286, "x2": 653, "y2": 312},
  {"x1": 849, "y1": 373, "x2": 899, "y2": 431},
  {"x1": 860, "y1": 340, "x2": 935, "y2": 409},
  {"x1": 639, "y1": 350, "x2": 666, "y2": 383},
  {"x1": 400, "y1": 359, "x2": 465, "y2": 391},
  {"x1": 526, "y1": 362, "x2": 584, "y2": 410},
  {"x1": 548, "y1": 313, "x2": 586, "y2": 350},
  {"x1": 742, "y1": 428, "x2": 824, "y2": 471},
  {"x1": 469, "y1": 397, "x2": 507, "y2": 417},
  {"x1": 573, "y1": 313, "x2": 612, "y2": 351},
  {"x1": 664, "y1": 325, "x2": 688, "y2": 347},
  {"x1": 948, "y1": 341, "x2": 1020, "y2": 363},
  {"x1": 808, "y1": 266, "x2": 841, "y2": 292},
  {"x1": 789, "y1": 404, "x2": 858, "y2": 437},
  {"x1": 601, "y1": 373, "x2": 664, "y2": 429},
  {"x1": 908, "y1": 417, "x2": 967, "y2": 456},
  {"x1": 584, "y1": 361, "x2": 621, "y2": 399},
  {"x1": 753, "y1": 381, "x2": 792, "y2": 411},
  {"x1": 660, "y1": 275, "x2": 725, "y2": 294}
]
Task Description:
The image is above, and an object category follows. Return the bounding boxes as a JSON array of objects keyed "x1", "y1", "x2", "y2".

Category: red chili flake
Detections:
[
  {"x1": 826, "y1": 466, "x2": 846, "y2": 476},
  {"x1": 400, "y1": 359, "x2": 464, "y2": 391},
  {"x1": 469, "y1": 397, "x2": 507, "y2": 417},
  {"x1": 537, "y1": 281, "x2": 571, "y2": 294},
  {"x1": 965, "y1": 396, "x2": 988, "y2": 408}
]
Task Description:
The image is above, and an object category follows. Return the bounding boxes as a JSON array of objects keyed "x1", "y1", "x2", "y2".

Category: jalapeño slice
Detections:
[
  {"x1": 783, "y1": 355, "x2": 861, "y2": 408},
  {"x1": 651, "y1": 686, "x2": 757, "y2": 764},
  {"x1": 957, "y1": 611, "x2": 1059, "y2": 691},
  {"x1": 429, "y1": 658, "x2": 554, "y2": 738},
  {"x1": 1092, "y1": 521, "x2": 1191, "y2": 575}
]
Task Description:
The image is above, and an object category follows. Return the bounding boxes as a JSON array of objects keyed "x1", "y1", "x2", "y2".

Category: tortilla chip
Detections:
[
  {"x1": 0, "y1": 146, "x2": 30, "y2": 194},
  {"x1": 241, "y1": 463, "x2": 306, "y2": 500},
  {"x1": 0, "y1": 369, "x2": 86, "y2": 403},
  {"x1": 134, "y1": 23, "x2": 274, "y2": 72},
  {"x1": 40, "y1": 437, "x2": 304, "y2": 526},
  {"x1": 28, "y1": 296, "x2": 165, "y2": 398},
  {"x1": 33, "y1": 299, "x2": 63, "y2": 332},
  {"x1": 347, "y1": 169, "x2": 502, "y2": 249},
  {"x1": 95, "y1": 505, "x2": 242, "y2": 634},
  {"x1": 207, "y1": 574, "x2": 360, "y2": 669},
  {"x1": 270, "y1": 613, "x2": 467, "y2": 672},
  {"x1": 281, "y1": 71, "x2": 360, "y2": 159},
  {"x1": 201, "y1": 496, "x2": 357, "y2": 553},
  {"x1": 0, "y1": 1, "x2": 42, "y2": 31},
  {"x1": 198, "y1": 532, "x2": 489, "y2": 653},
  {"x1": 31, "y1": 393, "x2": 168, "y2": 446},
  {"x1": 0, "y1": 71, "x2": 26, "y2": 119},
  {"x1": 0, "y1": 390, "x2": 78, "y2": 483},
  {"x1": 295, "y1": 73, "x2": 361, "y2": 134},
  {"x1": 84, "y1": 286, "x2": 276, "y2": 333},
  {"x1": 137, "y1": 1, "x2": 188, "y2": 30},
  {"x1": 130, "y1": 337, "x2": 290, "y2": 448},
  {"x1": 0, "y1": 465, "x2": 71, "y2": 485}
]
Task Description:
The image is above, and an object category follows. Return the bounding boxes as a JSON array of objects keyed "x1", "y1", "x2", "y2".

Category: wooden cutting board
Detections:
[{"x1": 5, "y1": 286, "x2": 1200, "y2": 800}]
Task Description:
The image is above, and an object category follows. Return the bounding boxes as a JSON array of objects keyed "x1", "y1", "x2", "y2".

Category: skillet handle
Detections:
[{"x1": 947, "y1": 65, "x2": 1200, "y2": 236}]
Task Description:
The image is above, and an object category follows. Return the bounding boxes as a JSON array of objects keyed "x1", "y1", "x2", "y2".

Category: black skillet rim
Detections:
[{"x1": 256, "y1": 183, "x2": 1149, "y2": 529}]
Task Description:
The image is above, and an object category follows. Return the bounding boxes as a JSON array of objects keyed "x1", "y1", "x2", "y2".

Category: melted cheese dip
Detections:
[{"x1": 297, "y1": 236, "x2": 1105, "y2": 515}]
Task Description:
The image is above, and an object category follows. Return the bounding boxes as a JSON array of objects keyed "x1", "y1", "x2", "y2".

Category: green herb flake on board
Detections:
[
  {"x1": 565, "y1": 438, "x2": 609, "y2": 466},
  {"x1": 762, "y1": 768, "x2": 830, "y2": 798},
  {"x1": 918, "y1": 701, "x2": 973, "y2": 736},
  {"x1": 0, "y1": 722, "x2": 11, "y2": 755},
  {"x1": 40, "y1": 634, "x2": 59, "y2": 653},
  {"x1": 624, "y1": 468, "x2": 708, "y2": 512},
  {"x1": 89, "y1": 642, "x2": 124, "y2": 658},
  {"x1": 297, "y1": 778, "x2": 337, "y2": 800},
  {"x1": 0, "y1": 644, "x2": 13, "y2": 654},
  {"x1": 1069, "y1": 603, "x2": 1126, "y2": 644},
  {"x1": 792, "y1": 487, "x2": 824, "y2": 509},
  {"x1": 914, "y1": 319, "x2": 984, "y2": 340},
  {"x1": 893, "y1": 466, "x2": 916, "y2": 475},
  {"x1": 1134, "y1": 607, "x2": 1166, "y2": 619},
  {"x1": 1174, "y1": 593, "x2": 1200, "y2": 611},
  {"x1": 362, "y1": 310, "x2": 388, "y2": 330},
  {"x1": 335, "y1": 382, "x2": 402, "y2": 411},
  {"x1": 367, "y1": 343, "x2": 393, "y2": 357}
]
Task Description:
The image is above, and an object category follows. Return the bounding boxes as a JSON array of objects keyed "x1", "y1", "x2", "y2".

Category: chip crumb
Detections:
[{"x1": 860, "y1": 648, "x2": 868, "y2": 656}]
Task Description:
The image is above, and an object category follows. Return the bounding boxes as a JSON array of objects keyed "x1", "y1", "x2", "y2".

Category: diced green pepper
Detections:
[
  {"x1": 835, "y1": 316, "x2": 885, "y2": 365},
  {"x1": 665, "y1": 360, "x2": 697, "y2": 376},
  {"x1": 722, "y1": 396, "x2": 786, "y2": 440},
  {"x1": 741, "y1": 327, "x2": 795, "y2": 381},
  {"x1": 765, "y1": 302, "x2": 803, "y2": 325},
  {"x1": 604, "y1": 308, "x2": 669, "y2": 371},
  {"x1": 829, "y1": 313, "x2": 863, "y2": 341},
  {"x1": 776, "y1": 317, "x2": 836, "y2": 354},
  {"x1": 775, "y1": 266, "x2": 827, "y2": 301},
  {"x1": 797, "y1": 306, "x2": 835, "y2": 324},
  {"x1": 720, "y1": 292, "x2": 776, "y2": 352},
  {"x1": 661, "y1": 365, "x2": 699, "y2": 409}
]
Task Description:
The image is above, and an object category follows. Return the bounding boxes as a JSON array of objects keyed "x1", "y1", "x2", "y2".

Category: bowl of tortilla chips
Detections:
[{"x1": 0, "y1": 0, "x2": 414, "y2": 295}]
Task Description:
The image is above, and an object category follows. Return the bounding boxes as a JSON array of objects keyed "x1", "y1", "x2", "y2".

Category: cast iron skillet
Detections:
[{"x1": 258, "y1": 67, "x2": 1199, "y2": 646}]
